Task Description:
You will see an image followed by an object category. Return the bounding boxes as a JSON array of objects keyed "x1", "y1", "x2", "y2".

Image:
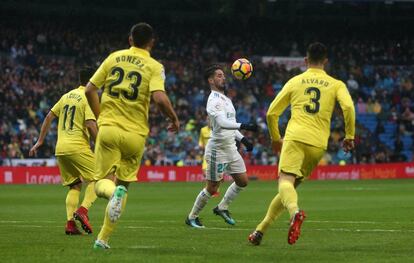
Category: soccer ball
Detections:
[{"x1": 231, "y1": 58, "x2": 253, "y2": 80}]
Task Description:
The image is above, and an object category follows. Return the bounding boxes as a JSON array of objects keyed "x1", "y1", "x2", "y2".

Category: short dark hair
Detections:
[
  {"x1": 307, "y1": 42, "x2": 328, "y2": 64},
  {"x1": 204, "y1": 64, "x2": 223, "y2": 81},
  {"x1": 79, "y1": 67, "x2": 95, "y2": 86},
  {"x1": 130, "y1": 23, "x2": 154, "y2": 48}
]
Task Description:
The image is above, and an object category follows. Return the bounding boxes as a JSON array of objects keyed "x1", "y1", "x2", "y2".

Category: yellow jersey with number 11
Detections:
[{"x1": 51, "y1": 86, "x2": 95, "y2": 155}]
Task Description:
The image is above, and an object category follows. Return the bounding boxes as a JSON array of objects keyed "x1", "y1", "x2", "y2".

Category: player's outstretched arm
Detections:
[
  {"x1": 214, "y1": 113, "x2": 258, "y2": 132},
  {"x1": 29, "y1": 111, "x2": 56, "y2": 157},
  {"x1": 152, "y1": 90, "x2": 180, "y2": 132},
  {"x1": 266, "y1": 82, "x2": 291, "y2": 142},
  {"x1": 85, "y1": 82, "x2": 100, "y2": 119}
]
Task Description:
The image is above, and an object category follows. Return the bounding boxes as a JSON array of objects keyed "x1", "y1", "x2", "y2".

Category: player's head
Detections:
[
  {"x1": 305, "y1": 42, "x2": 328, "y2": 67},
  {"x1": 204, "y1": 64, "x2": 226, "y2": 91},
  {"x1": 79, "y1": 67, "x2": 95, "y2": 86},
  {"x1": 129, "y1": 23, "x2": 155, "y2": 51}
]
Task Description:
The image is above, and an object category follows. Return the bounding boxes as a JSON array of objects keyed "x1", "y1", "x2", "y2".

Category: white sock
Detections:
[
  {"x1": 217, "y1": 182, "x2": 244, "y2": 210},
  {"x1": 188, "y1": 188, "x2": 211, "y2": 219}
]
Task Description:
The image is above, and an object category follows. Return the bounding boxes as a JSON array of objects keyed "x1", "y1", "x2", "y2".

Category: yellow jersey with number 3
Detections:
[
  {"x1": 267, "y1": 68, "x2": 355, "y2": 150},
  {"x1": 89, "y1": 47, "x2": 165, "y2": 135},
  {"x1": 51, "y1": 86, "x2": 96, "y2": 155}
]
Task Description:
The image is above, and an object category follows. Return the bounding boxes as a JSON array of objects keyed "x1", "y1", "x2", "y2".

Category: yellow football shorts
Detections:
[
  {"x1": 56, "y1": 151, "x2": 95, "y2": 186},
  {"x1": 94, "y1": 126, "x2": 146, "y2": 182},
  {"x1": 278, "y1": 140, "x2": 325, "y2": 180}
]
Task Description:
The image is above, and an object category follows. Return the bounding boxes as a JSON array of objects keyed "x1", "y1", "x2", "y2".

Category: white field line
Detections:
[
  {"x1": 1, "y1": 221, "x2": 413, "y2": 233},
  {"x1": 0, "y1": 219, "x2": 411, "y2": 225}
]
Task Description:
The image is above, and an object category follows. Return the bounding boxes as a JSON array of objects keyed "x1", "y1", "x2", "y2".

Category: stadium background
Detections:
[{"x1": 1, "y1": 1, "x2": 414, "y2": 262}]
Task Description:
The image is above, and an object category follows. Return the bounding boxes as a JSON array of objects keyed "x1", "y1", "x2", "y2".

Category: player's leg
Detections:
[
  {"x1": 94, "y1": 131, "x2": 144, "y2": 249},
  {"x1": 57, "y1": 155, "x2": 82, "y2": 235},
  {"x1": 65, "y1": 181, "x2": 82, "y2": 235},
  {"x1": 94, "y1": 127, "x2": 120, "y2": 200},
  {"x1": 92, "y1": 127, "x2": 121, "y2": 249},
  {"x1": 213, "y1": 153, "x2": 247, "y2": 225},
  {"x1": 72, "y1": 151, "x2": 97, "y2": 234},
  {"x1": 187, "y1": 149, "x2": 223, "y2": 228},
  {"x1": 186, "y1": 180, "x2": 220, "y2": 228}
]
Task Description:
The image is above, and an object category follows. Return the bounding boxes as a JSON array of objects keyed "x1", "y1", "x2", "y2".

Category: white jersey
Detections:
[
  {"x1": 206, "y1": 91, "x2": 238, "y2": 146},
  {"x1": 204, "y1": 90, "x2": 246, "y2": 178}
]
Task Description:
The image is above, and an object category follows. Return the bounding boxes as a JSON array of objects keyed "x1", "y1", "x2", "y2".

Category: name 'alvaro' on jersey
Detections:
[{"x1": 267, "y1": 68, "x2": 355, "y2": 150}]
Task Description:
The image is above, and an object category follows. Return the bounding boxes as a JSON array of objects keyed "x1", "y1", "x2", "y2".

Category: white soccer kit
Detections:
[{"x1": 204, "y1": 90, "x2": 246, "y2": 181}]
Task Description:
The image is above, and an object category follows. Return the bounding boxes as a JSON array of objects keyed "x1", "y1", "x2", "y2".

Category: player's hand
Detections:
[
  {"x1": 271, "y1": 139, "x2": 283, "y2": 155},
  {"x1": 241, "y1": 137, "x2": 253, "y2": 152},
  {"x1": 240, "y1": 123, "x2": 258, "y2": 132},
  {"x1": 167, "y1": 119, "x2": 180, "y2": 133},
  {"x1": 342, "y1": 139, "x2": 355, "y2": 153},
  {"x1": 29, "y1": 141, "x2": 43, "y2": 157}
]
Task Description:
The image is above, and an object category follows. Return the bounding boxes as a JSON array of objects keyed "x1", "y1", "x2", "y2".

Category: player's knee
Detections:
[
  {"x1": 236, "y1": 180, "x2": 248, "y2": 188},
  {"x1": 69, "y1": 181, "x2": 82, "y2": 191},
  {"x1": 206, "y1": 183, "x2": 219, "y2": 195}
]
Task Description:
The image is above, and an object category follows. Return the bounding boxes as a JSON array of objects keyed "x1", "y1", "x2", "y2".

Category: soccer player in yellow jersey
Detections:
[
  {"x1": 29, "y1": 68, "x2": 98, "y2": 235},
  {"x1": 248, "y1": 42, "x2": 355, "y2": 245},
  {"x1": 85, "y1": 23, "x2": 180, "y2": 249}
]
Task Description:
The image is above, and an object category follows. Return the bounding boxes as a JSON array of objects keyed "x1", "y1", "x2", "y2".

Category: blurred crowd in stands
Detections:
[{"x1": 0, "y1": 17, "x2": 413, "y2": 166}]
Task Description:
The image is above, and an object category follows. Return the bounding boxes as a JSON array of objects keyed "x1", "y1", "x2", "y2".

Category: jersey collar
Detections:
[
  {"x1": 130, "y1": 46, "x2": 150, "y2": 57},
  {"x1": 306, "y1": 68, "x2": 326, "y2": 74}
]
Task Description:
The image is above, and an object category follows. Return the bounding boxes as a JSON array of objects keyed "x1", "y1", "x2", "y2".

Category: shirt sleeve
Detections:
[
  {"x1": 336, "y1": 81, "x2": 355, "y2": 140},
  {"x1": 206, "y1": 96, "x2": 224, "y2": 118},
  {"x1": 235, "y1": 130, "x2": 244, "y2": 141},
  {"x1": 84, "y1": 103, "x2": 96, "y2": 121},
  {"x1": 266, "y1": 80, "x2": 292, "y2": 141},
  {"x1": 89, "y1": 57, "x2": 110, "y2": 89},
  {"x1": 149, "y1": 63, "x2": 166, "y2": 92},
  {"x1": 50, "y1": 98, "x2": 62, "y2": 117}
]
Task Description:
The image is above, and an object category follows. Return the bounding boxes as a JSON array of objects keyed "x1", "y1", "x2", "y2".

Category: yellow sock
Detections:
[
  {"x1": 279, "y1": 181, "x2": 298, "y2": 217},
  {"x1": 66, "y1": 189, "x2": 80, "y2": 221},
  {"x1": 95, "y1": 179, "x2": 116, "y2": 199},
  {"x1": 97, "y1": 193, "x2": 128, "y2": 243},
  {"x1": 256, "y1": 194, "x2": 285, "y2": 233},
  {"x1": 80, "y1": 181, "x2": 97, "y2": 209}
]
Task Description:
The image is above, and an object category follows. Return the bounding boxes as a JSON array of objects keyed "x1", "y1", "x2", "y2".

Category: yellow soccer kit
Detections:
[
  {"x1": 50, "y1": 86, "x2": 96, "y2": 185},
  {"x1": 199, "y1": 125, "x2": 211, "y2": 170},
  {"x1": 89, "y1": 47, "x2": 165, "y2": 181},
  {"x1": 267, "y1": 68, "x2": 355, "y2": 178}
]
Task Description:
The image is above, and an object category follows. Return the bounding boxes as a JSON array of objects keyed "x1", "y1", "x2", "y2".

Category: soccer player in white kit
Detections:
[{"x1": 186, "y1": 64, "x2": 258, "y2": 228}]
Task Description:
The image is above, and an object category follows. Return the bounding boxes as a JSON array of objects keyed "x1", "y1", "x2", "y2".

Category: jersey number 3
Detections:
[
  {"x1": 108, "y1": 67, "x2": 142, "y2": 100},
  {"x1": 304, "y1": 87, "x2": 321, "y2": 114}
]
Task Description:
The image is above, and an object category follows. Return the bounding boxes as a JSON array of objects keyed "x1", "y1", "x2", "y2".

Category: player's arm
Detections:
[
  {"x1": 266, "y1": 81, "x2": 291, "y2": 153},
  {"x1": 152, "y1": 90, "x2": 180, "y2": 132},
  {"x1": 85, "y1": 57, "x2": 109, "y2": 119},
  {"x1": 210, "y1": 103, "x2": 257, "y2": 132},
  {"x1": 85, "y1": 82, "x2": 100, "y2": 119},
  {"x1": 150, "y1": 63, "x2": 180, "y2": 132},
  {"x1": 235, "y1": 130, "x2": 253, "y2": 152},
  {"x1": 84, "y1": 103, "x2": 98, "y2": 143},
  {"x1": 85, "y1": 120, "x2": 98, "y2": 143},
  {"x1": 336, "y1": 81, "x2": 356, "y2": 152},
  {"x1": 29, "y1": 111, "x2": 57, "y2": 156}
]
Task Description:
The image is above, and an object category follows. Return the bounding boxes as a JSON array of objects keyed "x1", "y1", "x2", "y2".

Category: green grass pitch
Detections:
[{"x1": 1, "y1": 179, "x2": 413, "y2": 263}]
